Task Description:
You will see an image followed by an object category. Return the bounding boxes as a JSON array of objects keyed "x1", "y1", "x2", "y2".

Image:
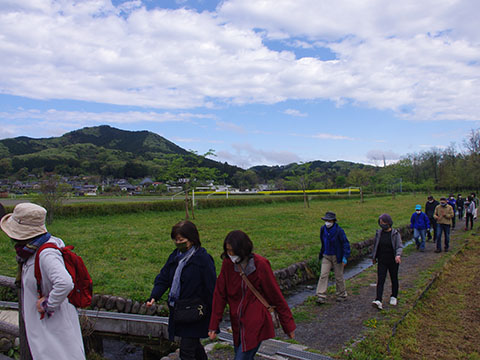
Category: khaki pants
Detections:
[{"x1": 316, "y1": 255, "x2": 347, "y2": 300}]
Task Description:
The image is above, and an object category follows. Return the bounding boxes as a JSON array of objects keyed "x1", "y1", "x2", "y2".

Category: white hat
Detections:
[{"x1": 0, "y1": 203, "x2": 48, "y2": 240}]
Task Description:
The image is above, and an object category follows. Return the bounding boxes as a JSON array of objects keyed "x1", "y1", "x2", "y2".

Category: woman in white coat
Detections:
[{"x1": 0, "y1": 203, "x2": 85, "y2": 360}]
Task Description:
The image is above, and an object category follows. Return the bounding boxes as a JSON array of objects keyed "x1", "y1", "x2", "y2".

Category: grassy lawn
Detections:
[{"x1": 0, "y1": 193, "x2": 433, "y2": 300}]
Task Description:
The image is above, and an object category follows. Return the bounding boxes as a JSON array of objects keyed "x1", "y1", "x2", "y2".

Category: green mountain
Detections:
[
  {"x1": 0, "y1": 125, "x2": 241, "y2": 179},
  {"x1": 0, "y1": 125, "x2": 376, "y2": 187}
]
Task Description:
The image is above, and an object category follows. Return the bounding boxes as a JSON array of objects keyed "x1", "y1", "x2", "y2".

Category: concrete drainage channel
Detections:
[{"x1": 0, "y1": 300, "x2": 331, "y2": 360}]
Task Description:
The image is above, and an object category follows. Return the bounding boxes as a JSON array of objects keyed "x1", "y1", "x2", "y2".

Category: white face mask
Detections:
[
  {"x1": 229, "y1": 254, "x2": 240, "y2": 264},
  {"x1": 325, "y1": 221, "x2": 334, "y2": 228}
]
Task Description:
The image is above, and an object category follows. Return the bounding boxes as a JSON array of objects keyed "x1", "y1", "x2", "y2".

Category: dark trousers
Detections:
[
  {"x1": 179, "y1": 337, "x2": 207, "y2": 360},
  {"x1": 458, "y1": 208, "x2": 464, "y2": 220},
  {"x1": 427, "y1": 217, "x2": 437, "y2": 240},
  {"x1": 466, "y1": 213, "x2": 474, "y2": 230},
  {"x1": 376, "y1": 260, "x2": 399, "y2": 301},
  {"x1": 436, "y1": 223, "x2": 450, "y2": 251}
]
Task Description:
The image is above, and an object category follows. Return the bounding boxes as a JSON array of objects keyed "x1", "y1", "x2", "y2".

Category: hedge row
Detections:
[{"x1": 2, "y1": 193, "x2": 369, "y2": 219}]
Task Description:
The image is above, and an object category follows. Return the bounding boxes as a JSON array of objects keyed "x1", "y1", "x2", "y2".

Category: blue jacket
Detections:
[
  {"x1": 319, "y1": 223, "x2": 351, "y2": 264},
  {"x1": 410, "y1": 212, "x2": 431, "y2": 230},
  {"x1": 150, "y1": 246, "x2": 216, "y2": 340},
  {"x1": 447, "y1": 198, "x2": 456, "y2": 210}
]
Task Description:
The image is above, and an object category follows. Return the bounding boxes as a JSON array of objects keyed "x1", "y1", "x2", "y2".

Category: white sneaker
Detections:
[
  {"x1": 372, "y1": 300, "x2": 383, "y2": 310},
  {"x1": 390, "y1": 297, "x2": 397, "y2": 306}
]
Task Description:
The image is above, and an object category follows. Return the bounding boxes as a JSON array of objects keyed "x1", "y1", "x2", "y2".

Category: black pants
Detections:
[
  {"x1": 466, "y1": 213, "x2": 474, "y2": 230},
  {"x1": 180, "y1": 337, "x2": 207, "y2": 360},
  {"x1": 376, "y1": 260, "x2": 399, "y2": 301}
]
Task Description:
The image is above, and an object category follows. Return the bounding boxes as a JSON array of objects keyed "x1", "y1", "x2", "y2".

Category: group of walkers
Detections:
[
  {"x1": 314, "y1": 211, "x2": 402, "y2": 311},
  {"x1": 0, "y1": 195, "x2": 476, "y2": 359},
  {"x1": 413, "y1": 193, "x2": 477, "y2": 254},
  {"x1": 317, "y1": 193, "x2": 477, "y2": 313}
]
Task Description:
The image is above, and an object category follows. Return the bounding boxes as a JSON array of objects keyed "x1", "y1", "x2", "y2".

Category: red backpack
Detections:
[{"x1": 34, "y1": 243, "x2": 93, "y2": 309}]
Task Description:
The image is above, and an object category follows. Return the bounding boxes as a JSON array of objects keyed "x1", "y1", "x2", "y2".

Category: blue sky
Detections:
[{"x1": 1, "y1": 0, "x2": 479, "y2": 168}]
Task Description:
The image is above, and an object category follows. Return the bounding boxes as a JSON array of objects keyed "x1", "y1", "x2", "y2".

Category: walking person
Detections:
[
  {"x1": 315, "y1": 211, "x2": 351, "y2": 304},
  {"x1": 434, "y1": 197, "x2": 454, "y2": 253},
  {"x1": 208, "y1": 230, "x2": 296, "y2": 359},
  {"x1": 147, "y1": 220, "x2": 216, "y2": 360},
  {"x1": 464, "y1": 196, "x2": 476, "y2": 231},
  {"x1": 372, "y1": 213, "x2": 403, "y2": 310},
  {"x1": 0, "y1": 203, "x2": 86, "y2": 359},
  {"x1": 471, "y1": 193, "x2": 479, "y2": 219},
  {"x1": 425, "y1": 196, "x2": 439, "y2": 242},
  {"x1": 456, "y1": 194, "x2": 465, "y2": 220},
  {"x1": 410, "y1": 205, "x2": 430, "y2": 252},
  {"x1": 447, "y1": 194, "x2": 457, "y2": 229}
]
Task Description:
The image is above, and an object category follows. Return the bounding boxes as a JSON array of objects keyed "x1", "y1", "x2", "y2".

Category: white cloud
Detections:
[
  {"x1": 283, "y1": 108, "x2": 307, "y2": 117},
  {"x1": 215, "y1": 121, "x2": 246, "y2": 134},
  {"x1": 217, "y1": 143, "x2": 301, "y2": 168},
  {"x1": 0, "y1": 108, "x2": 215, "y2": 139},
  {"x1": 311, "y1": 133, "x2": 353, "y2": 140},
  {"x1": 292, "y1": 132, "x2": 353, "y2": 140},
  {"x1": 367, "y1": 150, "x2": 400, "y2": 166},
  {"x1": 0, "y1": 0, "x2": 479, "y2": 121}
]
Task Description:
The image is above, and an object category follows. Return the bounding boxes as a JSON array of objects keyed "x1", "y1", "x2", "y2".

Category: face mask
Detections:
[
  {"x1": 441, "y1": 203, "x2": 447, "y2": 207},
  {"x1": 380, "y1": 223, "x2": 390, "y2": 230},
  {"x1": 176, "y1": 242, "x2": 189, "y2": 253},
  {"x1": 416, "y1": 210, "x2": 421, "y2": 214},
  {"x1": 229, "y1": 254, "x2": 240, "y2": 264},
  {"x1": 325, "y1": 221, "x2": 334, "y2": 228}
]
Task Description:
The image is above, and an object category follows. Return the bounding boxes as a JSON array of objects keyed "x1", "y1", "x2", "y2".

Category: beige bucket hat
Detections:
[{"x1": 0, "y1": 203, "x2": 48, "y2": 240}]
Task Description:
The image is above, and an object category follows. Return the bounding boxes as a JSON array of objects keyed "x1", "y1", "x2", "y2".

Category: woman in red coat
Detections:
[{"x1": 208, "y1": 230, "x2": 296, "y2": 359}]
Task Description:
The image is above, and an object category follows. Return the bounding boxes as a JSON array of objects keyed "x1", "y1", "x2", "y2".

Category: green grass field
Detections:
[{"x1": 0, "y1": 193, "x2": 433, "y2": 300}]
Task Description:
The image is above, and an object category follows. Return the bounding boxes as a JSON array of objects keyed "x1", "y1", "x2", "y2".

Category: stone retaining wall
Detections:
[{"x1": 90, "y1": 225, "x2": 413, "y2": 311}]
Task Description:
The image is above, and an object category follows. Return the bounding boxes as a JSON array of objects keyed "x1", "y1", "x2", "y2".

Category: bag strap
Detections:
[
  {"x1": 239, "y1": 269, "x2": 275, "y2": 312},
  {"x1": 34, "y1": 243, "x2": 61, "y2": 297}
]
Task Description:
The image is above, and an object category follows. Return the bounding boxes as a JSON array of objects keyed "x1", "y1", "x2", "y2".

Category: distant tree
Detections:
[
  {"x1": 231, "y1": 170, "x2": 258, "y2": 191},
  {"x1": 37, "y1": 176, "x2": 72, "y2": 224},
  {"x1": 335, "y1": 175, "x2": 346, "y2": 188},
  {"x1": 165, "y1": 150, "x2": 219, "y2": 219},
  {"x1": 285, "y1": 163, "x2": 314, "y2": 208}
]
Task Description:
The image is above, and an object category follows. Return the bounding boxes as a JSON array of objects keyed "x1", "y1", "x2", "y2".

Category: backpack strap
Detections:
[{"x1": 34, "y1": 243, "x2": 61, "y2": 299}]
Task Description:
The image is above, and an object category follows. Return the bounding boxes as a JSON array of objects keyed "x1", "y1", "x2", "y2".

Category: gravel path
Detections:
[{"x1": 273, "y1": 224, "x2": 464, "y2": 356}]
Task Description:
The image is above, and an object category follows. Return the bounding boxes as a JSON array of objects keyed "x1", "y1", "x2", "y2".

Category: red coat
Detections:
[{"x1": 209, "y1": 254, "x2": 296, "y2": 352}]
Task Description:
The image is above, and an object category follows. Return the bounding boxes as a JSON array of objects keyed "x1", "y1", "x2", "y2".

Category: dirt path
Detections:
[{"x1": 273, "y1": 224, "x2": 466, "y2": 356}]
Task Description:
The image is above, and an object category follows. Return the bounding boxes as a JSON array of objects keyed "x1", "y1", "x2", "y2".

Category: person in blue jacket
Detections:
[
  {"x1": 410, "y1": 204, "x2": 430, "y2": 252},
  {"x1": 315, "y1": 211, "x2": 351, "y2": 304},
  {"x1": 147, "y1": 220, "x2": 216, "y2": 360}
]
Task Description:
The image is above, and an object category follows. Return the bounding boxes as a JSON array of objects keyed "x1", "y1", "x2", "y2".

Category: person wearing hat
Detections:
[
  {"x1": 0, "y1": 203, "x2": 85, "y2": 359},
  {"x1": 372, "y1": 214, "x2": 403, "y2": 310},
  {"x1": 315, "y1": 211, "x2": 351, "y2": 304},
  {"x1": 410, "y1": 204, "x2": 430, "y2": 252},
  {"x1": 425, "y1": 196, "x2": 439, "y2": 242},
  {"x1": 433, "y1": 197, "x2": 454, "y2": 252}
]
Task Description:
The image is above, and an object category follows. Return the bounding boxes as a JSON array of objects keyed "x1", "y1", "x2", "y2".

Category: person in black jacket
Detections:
[
  {"x1": 425, "y1": 196, "x2": 439, "y2": 241},
  {"x1": 147, "y1": 221, "x2": 216, "y2": 360},
  {"x1": 456, "y1": 194, "x2": 465, "y2": 220}
]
